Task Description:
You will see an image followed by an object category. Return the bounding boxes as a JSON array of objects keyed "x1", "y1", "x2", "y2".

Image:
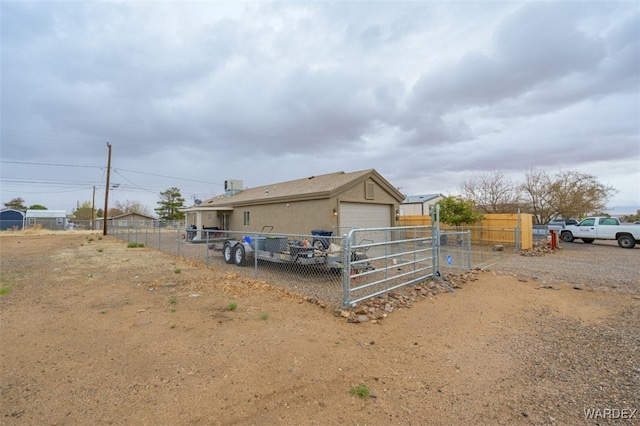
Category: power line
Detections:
[
  {"x1": 0, "y1": 160, "x2": 102, "y2": 169},
  {"x1": 1, "y1": 160, "x2": 221, "y2": 186},
  {"x1": 0, "y1": 178, "x2": 101, "y2": 187},
  {"x1": 112, "y1": 169, "x2": 159, "y2": 195},
  {"x1": 114, "y1": 168, "x2": 221, "y2": 186}
]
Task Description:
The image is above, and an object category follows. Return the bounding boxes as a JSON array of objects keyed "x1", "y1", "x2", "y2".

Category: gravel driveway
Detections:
[
  {"x1": 488, "y1": 239, "x2": 640, "y2": 424},
  {"x1": 493, "y1": 239, "x2": 640, "y2": 294}
]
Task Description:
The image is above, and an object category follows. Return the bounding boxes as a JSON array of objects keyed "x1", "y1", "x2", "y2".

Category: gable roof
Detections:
[
  {"x1": 193, "y1": 169, "x2": 405, "y2": 209},
  {"x1": 110, "y1": 212, "x2": 156, "y2": 220},
  {"x1": 403, "y1": 194, "x2": 444, "y2": 204},
  {"x1": 26, "y1": 209, "x2": 67, "y2": 218},
  {"x1": 1, "y1": 208, "x2": 25, "y2": 216}
]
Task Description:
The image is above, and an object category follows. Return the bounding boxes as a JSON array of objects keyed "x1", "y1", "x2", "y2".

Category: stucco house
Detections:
[
  {"x1": 181, "y1": 169, "x2": 405, "y2": 236},
  {"x1": 400, "y1": 193, "x2": 445, "y2": 216},
  {"x1": 0, "y1": 208, "x2": 25, "y2": 230},
  {"x1": 25, "y1": 210, "x2": 67, "y2": 230}
]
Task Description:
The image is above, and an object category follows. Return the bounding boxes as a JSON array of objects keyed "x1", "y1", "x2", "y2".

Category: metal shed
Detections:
[
  {"x1": 0, "y1": 209, "x2": 25, "y2": 230},
  {"x1": 25, "y1": 210, "x2": 68, "y2": 230}
]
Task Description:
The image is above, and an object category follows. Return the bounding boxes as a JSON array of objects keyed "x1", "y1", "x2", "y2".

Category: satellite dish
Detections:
[{"x1": 194, "y1": 199, "x2": 202, "y2": 205}]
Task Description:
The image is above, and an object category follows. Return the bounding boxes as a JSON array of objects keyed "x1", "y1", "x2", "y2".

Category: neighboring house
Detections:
[
  {"x1": 96, "y1": 212, "x2": 157, "y2": 230},
  {"x1": 181, "y1": 169, "x2": 406, "y2": 236},
  {"x1": 25, "y1": 210, "x2": 67, "y2": 230},
  {"x1": 400, "y1": 194, "x2": 445, "y2": 216},
  {"x1": 0, "y1": 209, "x2": 25, "y2": 230}
]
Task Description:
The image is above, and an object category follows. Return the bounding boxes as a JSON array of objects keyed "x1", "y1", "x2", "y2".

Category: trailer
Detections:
[{"x1": 220, "y1": 233, "x2": 371, "y2": 270}]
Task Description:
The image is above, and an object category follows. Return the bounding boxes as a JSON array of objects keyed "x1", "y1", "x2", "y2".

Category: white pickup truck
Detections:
[{"x1": 558, "y1": 217, "x2": 640, "y2": 248}]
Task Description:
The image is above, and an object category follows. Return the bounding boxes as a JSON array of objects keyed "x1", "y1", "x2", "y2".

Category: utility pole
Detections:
[
  {"x1": 103, "y1": 142, "x2": 112, "y2": 236},
  {"x1": 92, "y1": 186, "x2": 96, "y2": 231}
]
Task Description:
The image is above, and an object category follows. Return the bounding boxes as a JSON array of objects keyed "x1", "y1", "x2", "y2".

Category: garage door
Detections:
[{"x1": 339, "y1": 202, "x2": 392, "y2": 229}]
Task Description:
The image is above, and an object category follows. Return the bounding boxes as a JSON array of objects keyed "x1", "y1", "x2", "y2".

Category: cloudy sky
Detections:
[{"x1": 1, "y1": 0, "x2": 639, "y2": 215}]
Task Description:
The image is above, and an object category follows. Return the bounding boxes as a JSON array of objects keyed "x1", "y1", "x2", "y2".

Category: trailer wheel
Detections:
[
  {"x1": 560, "y1": 231, "x2": 574, "y2": 243},
  {"x1": 582, "y1": 238, "x2": 594, "y2": 244},
  {"x1": 617, "y1": 235, "x2": 636, "y2": 249},
  {"x1": 234, "y1": 244, "x2": 248, "y2": 266},
  {"x1": 223, "y1": 242, "x2": 234, "y2": 264}
]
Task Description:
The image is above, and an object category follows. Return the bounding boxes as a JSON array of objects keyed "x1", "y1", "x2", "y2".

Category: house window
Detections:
[
  {"x1": 56, "y1": 218, "x2": 64, "y2": 225},
  {"x1": 365, "y1": 182, "x2": 375, "y2": 200},
  {"x1": 243, "y1": 211, "x2": 250, "y2": 226},
  {"x1": 28, "y1": 218, "x2": 36, "y2": 225}
]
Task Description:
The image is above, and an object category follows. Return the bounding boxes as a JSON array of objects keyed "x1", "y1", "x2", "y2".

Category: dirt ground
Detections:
[{"x1": 1, "y1": 232, "x2": 638, "y2": 425}]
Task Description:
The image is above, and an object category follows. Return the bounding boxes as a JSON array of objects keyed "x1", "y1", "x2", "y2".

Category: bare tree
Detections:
[
  {"x1": 114, "y1": 200, "x2": 152, "y2": 216},
  {"x1": 521, "y1": 168, "x2": 616, "y2": 224},
  {"x1": 551, "y1": 170, "x2": 616, "y2": 220},
  {"x1": 521, "y1": 168, "x2": 554, "y2": 224},
  {"x1": 460, "y1": 171, "x2": 523, "y2": 213}
]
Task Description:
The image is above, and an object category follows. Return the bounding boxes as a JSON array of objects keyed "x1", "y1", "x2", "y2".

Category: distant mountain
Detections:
[{"x1": 605, "y1": 205, "x2": 640, "y2": 216}]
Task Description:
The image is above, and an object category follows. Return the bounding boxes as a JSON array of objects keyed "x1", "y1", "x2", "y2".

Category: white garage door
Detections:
[{"x1": 339, "y1": 202, "x2": 392, "y2": 229}]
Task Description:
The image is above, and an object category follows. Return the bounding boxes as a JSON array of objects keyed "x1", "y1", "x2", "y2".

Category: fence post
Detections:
[
  {"x1": 341, "y1": 233, "x2": 351, "y2": 309},
  {"x1": 177, "y1": 228, "x2": 181, "y2": 257},
  {"x1": 253, "y1": 233, "x2": 259, "y2": 279},
  {"x1": 431, "y1": 204, "x2": 441, "y2": 276},
  {"x1": 467, "y1": 230, "x2": 472, "y2": 269},
  {"x1": 205, "y1": 231, "x2": 210, "y2": 265}
]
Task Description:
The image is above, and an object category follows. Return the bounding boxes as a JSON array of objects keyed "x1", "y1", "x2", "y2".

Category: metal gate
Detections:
[{"x1": 341, "y1": 224, "x2": 439, "y2": 308}]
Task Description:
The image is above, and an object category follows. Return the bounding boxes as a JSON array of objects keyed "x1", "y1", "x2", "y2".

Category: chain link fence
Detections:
[{"x1": 108, "y1": 224, "x2": 512, "y2": 308}]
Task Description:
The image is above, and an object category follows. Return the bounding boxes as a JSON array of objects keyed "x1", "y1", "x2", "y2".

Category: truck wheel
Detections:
[
  {"x1": 617, "y1": 235, "x2": 636, "y2": 249},
  {"x1": 582, "y1": 238, "x2": 594, "y2": 244},
  {"x1": 223, "y1": 242, "x2": 234, "y2": 264},
  {"x1": 234, "y1": 244, "x2": 248, "y2": 266},
  {"x1": 560, "y1": 231, "x2": 574, "y2": 243}
]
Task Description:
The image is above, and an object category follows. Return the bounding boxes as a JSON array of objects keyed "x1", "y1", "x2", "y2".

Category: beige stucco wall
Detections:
[
  {"x1": 335, "y1": 178, "x2": 400, "y2": 206},
  {"x1": 229, "y1": 199, "x2": 335, "y2": 235}
]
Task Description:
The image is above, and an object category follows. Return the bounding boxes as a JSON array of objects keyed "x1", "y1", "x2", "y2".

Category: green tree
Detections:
[
  {"x1": 73, "y1": 201, "x2": 96, "y2": 221},
  {"x1": 155, "y1": 187, "x2": 185, "y2": 221},
  {"x1": 620, "y1": 210, "x2": 640, "y2": 223},
  {"x1": 4, "y1": 198, "x2": 27, "y2": 210},
  {"x1": 436, "y1": 196, "x2": 484, "y2": 226},
  {"x1": 28, "y1": 204, "x2": 48, "y2": 210}
]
